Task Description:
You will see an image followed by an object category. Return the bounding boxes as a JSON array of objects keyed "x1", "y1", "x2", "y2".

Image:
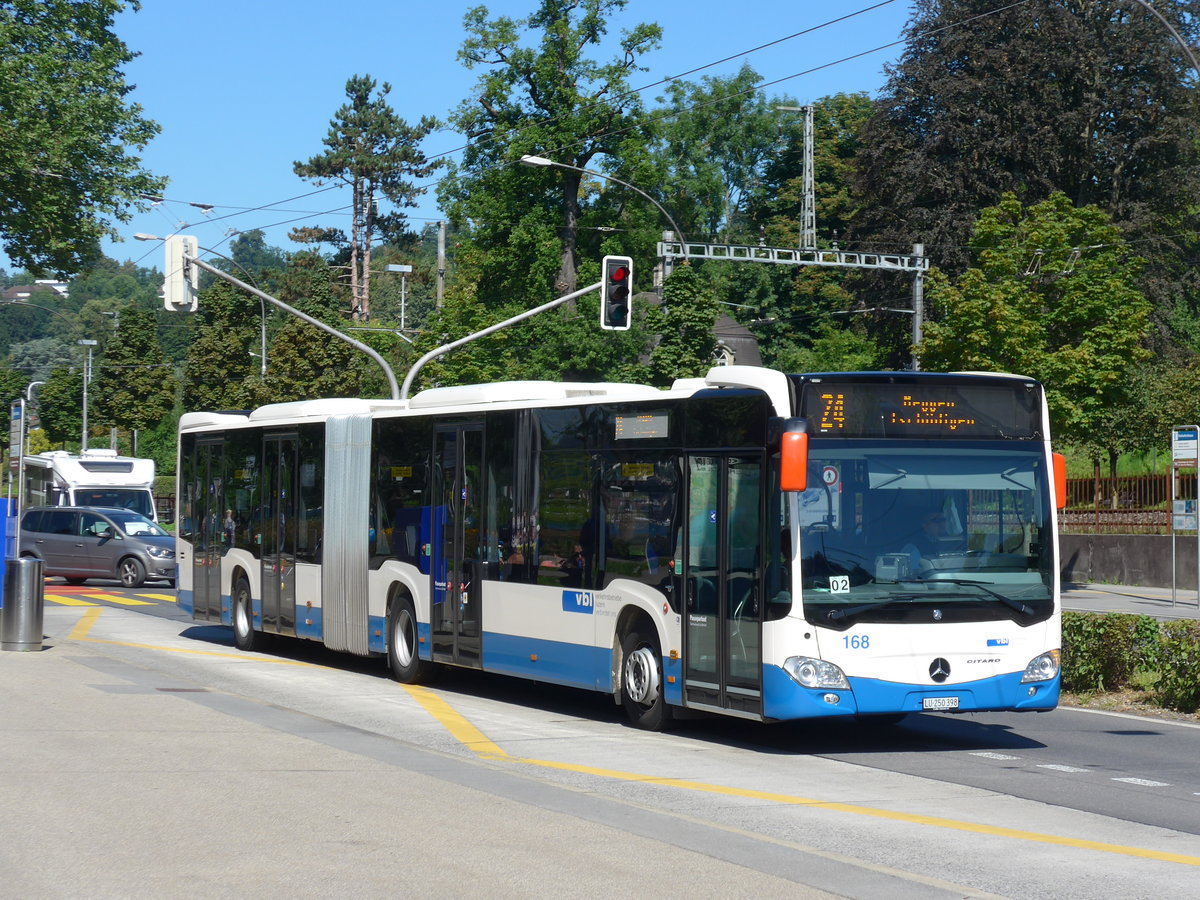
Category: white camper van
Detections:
[{"x1": 23, "y1": 449, "x2": 158, "y2": 521}]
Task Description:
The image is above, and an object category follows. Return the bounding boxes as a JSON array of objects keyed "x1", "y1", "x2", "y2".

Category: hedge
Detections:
[{"x1": 1061, "y1": 610, "x2": 1200, "y2": 713}]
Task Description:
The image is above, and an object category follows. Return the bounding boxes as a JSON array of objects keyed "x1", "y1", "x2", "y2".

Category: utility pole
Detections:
[
  {"x1": 777, "y1": 105, "x2": 817, "y2": 250},
  {"x1": 911, "y1": 243, "x2": 924, "y2": 371}
]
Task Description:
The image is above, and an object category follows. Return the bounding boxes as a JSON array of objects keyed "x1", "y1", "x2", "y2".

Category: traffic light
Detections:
[
  {"x1": 163, "y1": 235, "x2": 199, "y2": 311},
  {"x1": 600, "y1": 255, "x2": 633, "y2": 331}
]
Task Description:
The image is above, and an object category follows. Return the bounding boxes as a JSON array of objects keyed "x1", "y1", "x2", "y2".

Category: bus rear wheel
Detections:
[
  {"x1": 232, "y1": 575, "x2": 260, "y2": 652},
  {"x1": 387, "y1": 594, "x2": 429, "y2": 684},
  {"x1": 620, "y1": 628, "x2": 671, "y2": 731}
]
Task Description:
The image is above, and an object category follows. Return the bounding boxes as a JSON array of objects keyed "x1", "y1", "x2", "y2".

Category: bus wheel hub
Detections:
[{"x1": 624, "y1": 646, "x2": 660, "y2": 706}]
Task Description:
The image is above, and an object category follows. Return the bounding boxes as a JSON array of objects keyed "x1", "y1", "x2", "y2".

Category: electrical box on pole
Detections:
[
  {"x1": 600, "y1": 255, "x2": 633, "y2": 331},
  {"x1": 163, "y1": 235, "x2": 199, "y2": 311}
]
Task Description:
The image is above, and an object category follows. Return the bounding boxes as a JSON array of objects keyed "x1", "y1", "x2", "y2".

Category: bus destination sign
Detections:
[{"x1": 798, "y1": 380, "x2": 1041, "y2": 439}]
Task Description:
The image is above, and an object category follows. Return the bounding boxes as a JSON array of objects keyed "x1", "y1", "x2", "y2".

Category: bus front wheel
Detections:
[
  {"x1": 387, "y1": 594, "x2": 429, "y2": 684},
  {"x1": 620, "y1": 627, "x2": 671, "y2": 731},
  {"x1": 232, "y1": 576, "x2": 259, "y2": 652}
]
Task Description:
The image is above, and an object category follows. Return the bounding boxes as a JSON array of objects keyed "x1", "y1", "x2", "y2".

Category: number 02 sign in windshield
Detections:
[{"x1": 798, "y1": 379, "x2": 1042, "y2": 439}]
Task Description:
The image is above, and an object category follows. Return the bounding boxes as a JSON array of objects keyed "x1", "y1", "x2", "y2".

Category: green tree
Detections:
[
  {"x1": 182, "y1": 281, "x2": 264, "y2": 411},
  {"x1": 853, "y1": 0, "x2": 1200, "y2": 322},
  {"x1": 7, "y1": 336, "x2": 75, "y2": 382},
  {"x1": 645, "y1": 266, "x2": 719, "y2": 384},
  {"x1": 92, "y1": 303, "x2": 177, "y2": 432},
  {"x1": 0, "y1": 0, "x2": 165, "y2": 274},
  {"x1": 256, "y1": 254, "x2": 369, "y2": 403},
  {"x1": 920, "y1": 193, "x2": 1151, "y2": 454},
  {"x1": 294, "y1": 75, "x2": 440, "y2": 321},
  {"x1": 751, "y1": 92, "x2": 873, "y2": 249},
  {"x1": 37, "y1": 365, "x2": 82, "y2": 447},
  {"x1": 654, "y1": 64, "x2": 780, "y2": 241},
  {"x1": 0, "y1": 360, "x2": 28, "y2": 456},
  {"x1": 442, "y1": 0, "x2": 662, "y2": 296}
]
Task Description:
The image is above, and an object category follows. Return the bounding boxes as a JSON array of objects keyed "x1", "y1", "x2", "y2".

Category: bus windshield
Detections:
[{"x1": 797, "y1": 441, "x2": 1054, "y2": 630}]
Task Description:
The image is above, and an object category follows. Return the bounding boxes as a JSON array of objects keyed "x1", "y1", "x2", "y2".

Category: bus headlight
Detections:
[
  {"x1": 784, "y1": 656, "x2": 850, "y2": 690},
  {"x1": 1020, "y1": 649, "x2": 1060, "y2": 683}
]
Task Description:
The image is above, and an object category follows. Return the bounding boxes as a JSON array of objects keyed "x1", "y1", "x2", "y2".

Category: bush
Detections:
[
  {"x1": 1153, "y1": 620, "x2": 1200, "y2": 713},
  {"x1": 1061, "y1": 611, "x2": 1160, "y2": 692}
]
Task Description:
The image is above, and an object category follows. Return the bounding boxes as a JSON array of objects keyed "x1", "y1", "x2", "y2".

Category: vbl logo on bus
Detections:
[{"x1": 562, "y1": 590, "x2": 596, "y2": 614}]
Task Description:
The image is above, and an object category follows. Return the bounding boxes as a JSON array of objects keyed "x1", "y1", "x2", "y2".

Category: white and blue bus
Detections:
[{"x1": 177, "y1": 366, "x2": 1064, "y2": 728}]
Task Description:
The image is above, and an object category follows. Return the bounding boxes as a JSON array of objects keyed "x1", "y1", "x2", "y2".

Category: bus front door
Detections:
[
  {"x1": 260, "y1": 434, "x2": 297, "y2": 637},
  {"x1": 189, "y1": 440, "x2": 223, "y2": 623},
  {"x1": 431, "y1": 424, "x2": 483, "y2": 667},
  {"x1": 683, "y1": 454, "x2": 764, "y2": 718}
]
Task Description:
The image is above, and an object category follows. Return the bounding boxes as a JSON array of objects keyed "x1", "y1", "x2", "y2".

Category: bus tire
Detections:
[
  {"x1": 387, "y1": 594, "x2": 428, "y2": 684},
  {"x1": 620, "y1": 627, "x2": 671, "y2": 731},
  {"x1": 232, "y1": 575, "x2": 259, "y2": 652}
]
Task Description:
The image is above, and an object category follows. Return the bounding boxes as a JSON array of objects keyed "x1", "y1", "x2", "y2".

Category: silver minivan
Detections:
[{"x1": 20, "y1": 506, "x2": 176, "y2": 588}]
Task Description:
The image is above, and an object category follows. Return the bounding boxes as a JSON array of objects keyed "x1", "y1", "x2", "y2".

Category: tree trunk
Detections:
[{"x1": 556, "y1": 171, "x2": 581, "y2": 295}]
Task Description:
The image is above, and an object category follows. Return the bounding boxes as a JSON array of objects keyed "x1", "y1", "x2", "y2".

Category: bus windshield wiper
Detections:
[
  {"x1": 826, "y1": 596, "x2": 919, "y2": 622},
  {"x1": 887, "y1": 577, "x2": 1034, "y2": 616}
]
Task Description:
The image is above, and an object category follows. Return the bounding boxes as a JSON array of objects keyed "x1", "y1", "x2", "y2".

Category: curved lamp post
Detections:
[{"x1": 518, "y1": 155, "x2": 687, "y2": 274}]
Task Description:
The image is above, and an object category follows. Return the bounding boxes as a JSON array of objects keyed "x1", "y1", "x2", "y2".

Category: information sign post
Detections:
[{"x1": 1170, "y1": 426, "x2": 1199, "y2": 608}]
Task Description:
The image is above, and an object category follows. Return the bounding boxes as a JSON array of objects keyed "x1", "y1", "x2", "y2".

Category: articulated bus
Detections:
[{"x1": 177, "y1": 366, "x2": 1065, "y2": 728}]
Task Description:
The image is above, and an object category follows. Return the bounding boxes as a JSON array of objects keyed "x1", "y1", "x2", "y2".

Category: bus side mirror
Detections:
[
  {"x1": 1052, "y1": 452, "x2": 1067, "y2": 510},
  {"x1": 780, "y1": 432, "x2": 808, "y2": 492}
]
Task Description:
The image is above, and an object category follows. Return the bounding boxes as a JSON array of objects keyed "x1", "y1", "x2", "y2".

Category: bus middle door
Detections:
[
  {"x1": 682, "y1": 453, "x2": 764, "y2": 718},
  {"x1": 260, "y1": 434, "x2": 297, "y2": 637},
  {"x1": 431, "y1": 423, "x2": 483, "y2": 667}
]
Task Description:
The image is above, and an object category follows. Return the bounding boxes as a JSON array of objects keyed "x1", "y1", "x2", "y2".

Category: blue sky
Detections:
[{"x1": 87, "y1": 0, "x2": 915, "y2": 272}]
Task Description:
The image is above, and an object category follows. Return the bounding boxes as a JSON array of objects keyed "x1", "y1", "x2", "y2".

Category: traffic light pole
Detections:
[
  {"x1": 185, "y1": 256, "x2": 402, "y2": 401},
  {"x1": 399, "y1": 280, "x2": 602, "y2": 400}
]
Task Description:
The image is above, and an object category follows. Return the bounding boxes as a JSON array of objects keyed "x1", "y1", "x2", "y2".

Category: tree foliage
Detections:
[
  {"x1": 37, "y1": 364, "x2": 82, "y2": 446},
  {"x1": 0, "y1": 0, "x2": 165, "y2": 275},
  {"x1": 442, "y1": 0, "x2": 662, "y2": 296},
  {"x1": 182, "y1": 281, "x2": 262, "y2": 411},
  {"x1": 294, "y1": 75, "x2": 440, "y2": 320},
  {"x1": 91, "y1": 302, "x2": 176, "y2": 432},
  {"x1": 853, "y1": 0, "x2": 1200, "y2": 306},
  {"x1": 645, "y1": 266, "x2": 719, "y2": 384},
  {"x1": 655, "y1": 64, "x2": 780, "y2": 240},
  {"x1": 921, "y1": 192, "x2": 1151, "y2": 447}
]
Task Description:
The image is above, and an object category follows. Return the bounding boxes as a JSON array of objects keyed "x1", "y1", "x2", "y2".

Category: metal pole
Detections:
[
  {"x1": 911, "y1": 243, "x2": 925, "y2": 371},
  {"x1": 187, "y1": 257, "x2": 401, "y2": 401},
  {"x1": 401, "y1": 281, "x2": 601, "y2": 400},
  {"x1": 519, "y1": 155, "x2": 687, "y2": 279},
  {"x1": 437, "y1": 221, "x2": 446, "y2": 309}
]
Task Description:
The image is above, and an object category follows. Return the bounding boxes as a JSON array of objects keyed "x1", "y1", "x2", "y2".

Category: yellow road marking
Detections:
[
  {"x1": 79, "y1": 592, "x2": 155, "y2": 606},
  {"x1": 401, "y1": 685, "x2": 508, "y2": 758},
  {"x1": 408, "y1": 686, "x2": 1200, "y2": 868},
  {"x1": 137, "y1": 592, "x2": 177, "y2": 602},
  {"x1": 65, "y1": 606, "x2": 313, "y2": 666},
  {"x1": 45, "y1": 593, "x2": 98, "y2": 607},
  {"x1": 69, "y1": 607, "x2": 103, "y2": 639}
]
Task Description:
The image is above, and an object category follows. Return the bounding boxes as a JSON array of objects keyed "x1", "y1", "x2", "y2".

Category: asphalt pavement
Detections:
[{"x1": 1062, "y1": 581, "x2": 1200, "y2": 619}]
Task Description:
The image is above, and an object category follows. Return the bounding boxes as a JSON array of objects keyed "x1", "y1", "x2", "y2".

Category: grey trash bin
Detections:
[{"x1": 2, "y1": 557, "x2": 45, "y2": 651}]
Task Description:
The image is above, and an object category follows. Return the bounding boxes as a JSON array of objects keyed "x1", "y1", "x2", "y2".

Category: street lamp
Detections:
[
  {"x1": 77, "y1": 339, "x2": 97, "y2": 450},
  {"x1": 518, "y1": 154, "x2": 687, "y2": 276}
]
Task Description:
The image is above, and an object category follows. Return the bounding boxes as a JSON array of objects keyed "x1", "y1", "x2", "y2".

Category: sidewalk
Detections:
[{"x1": 1062, "y1": 582, "x2": 1200, "y2": 619}]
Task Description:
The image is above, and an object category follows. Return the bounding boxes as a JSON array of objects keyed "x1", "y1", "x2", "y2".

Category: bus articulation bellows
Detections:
[{"x1": 177, "y1": 366, "x2": 1063, "y2": 728}]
